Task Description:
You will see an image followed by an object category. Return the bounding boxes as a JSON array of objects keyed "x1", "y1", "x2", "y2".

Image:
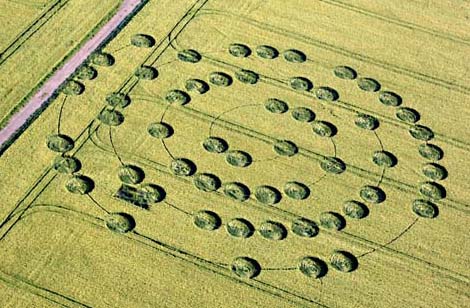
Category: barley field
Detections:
[{"x1": 0, "y1": 0, "x2": 469, "y2": 307}]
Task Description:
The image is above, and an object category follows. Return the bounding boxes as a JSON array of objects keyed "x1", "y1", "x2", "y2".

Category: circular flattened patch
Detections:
[
  {"x1": 130, "y1": 33, "x2": 155, "y2": 48},
  {"x1": 193, "y1": 210, "x2": 221, "y2": 230},
  {"x1": 255, "y1": 45, "x2": 279, "y2": 59},
  {"x1": 52, "y1": 156, "x2": 81, "y2": 174},
  {"x1": 231, "y1": 257, "x2": 261, "y2": 279},
  {"x1": 315, "y1": 87, "x2": 339, "y2": 101},
  {"x1": 291, "y1": 217, "x2": 319, "y2": 238},
  {"x1": 421, "y1": 163, "x2": 447, "y2": 181},
  {"x1": 283, "y1": 49, "x2": 307, "y2": 63},
  {"x1": 118, "y1": 165, "x2": 145, "y2": 184},
  {"x1": 418, "y1": 181, "x2": 446, "y2": 200},
  {"x1": 46, "y1": 134, "x2": 74, "y2": 153},
  {"x1": 134, "y1": 66, "x2": 158, "y2": 80},
  {"x1": 259, "y1": 221, "x2": 287, "y2": 240},
  {"x1": 359, "y1": 185, "x2": 386, "y2": 203},
  {"x1": 273, "y1": 139, "x2": 298, "y2": 157},
  {"x1": 342, "y1": 200, "x2": 369, "y2": 219},
  {"x1": 409, "y1": 125, "x2": 434, "y2": 141},
  {"x1": 90, "y1": 52, "x2": 114, "y2": 66},
  {"x1": 330, "y1": 250, "x2": 358, "y2": 272},
  {"x1": 106, "y1": 92, "x2": 131, "y2": 108},
  {"x1": 418, "y1": 143, "x2": 443, "y2": 161},
  {"x1": 333, "y1": 66, "x2": 357, "y2": 80},
  {"x1": 141, "y1": 183, "x2": 166, "y2": 203},
  {"x1": 225, "y1": 150, "x2": 252, "y2": 167},
  {"x1": 354, "y1": 113, "x2": 379, "y2": 130},
  {"x1": 165, "y1": 89, "x2": 191, "y2": 105},
  {"x1": 185, "y1": 78, "x2": 210, "y2": 94},
  {"x1": 372, "y1": 150, "x2": 398, "y2": 168},
  {"x1": 311, "y1": 120, "x2": 337, "y2": 137},
  {"x1": 291, "y1": 107, "x2": 315, "y2": 123},
  {"x1": 177, "y1": 49, "x2": 202, "y2": 63},
  {"x1": 357, "y1": 77, "x2": 381, "y2": 92},
  {"x1": 61, "y1": 80, "x2": 85, "y2": 95},
  {"x1": 193, "y1": 173, "x2": 221, "y2": 192},
  {"x1": 298, "y1": 257, "x2": 327, "y2": 278},
  {"x1": 223, "y1": 182, "x2": 250, "y2": 202},
  {"x1": 320, "y1": 157, "x2": 346, "y2": 174},
  {"x1": 75, "y1": 65, "x2": 97, "y2": 80},
  {"x1": 319, "y1": 211, "x2": 346, "y2": 231},
  {"x1": 209, "y1": 72, "x2": 232, "y2": 86},
  {"x1": 254, "y1": 186, "x2": 282, "y2": 205},
  {"x1": 228, "y1": 43, "x2": 251, "y2": 57},
  {"x1": 284, "y1": 181, "x2": 310, "y2": 200},
  {"x1": 147, "y1": 122, "x2": 173, "y2": 139},
  {"x1": 412, "y1": 199, "x2": 438, "y2": 218},
  {"x1": 235, "y1": 69, "x2": 259, "y2": 84},
  {"x1": 202, "y1": 136, "x2": 229, "y2": 153},
  {"x1": 396, "y1": 107, "x2": 420, "y2": 123},
  {"x1": 65, "y1": 175, "x2": 94, "y2": 194},
  {"x1": 289, "y1": 76, "x2": 313, "y2": 91},
  {"x1": 226, "y1": 218, "x2": 255, "y2": 238},
  {"x1": 105, "y1": 213, "x2": 136, "y2": 233},
  {"x1": 98, "y1": 109, "x2": 124, "y2": 126},
  {"x1": 379, "y1": 91, "x2": 402, "y2": 107},
  {"x1": 265, "y1": 98, "x2": 289, "y2": 114},
  {"x1": 169, "y1": 158, "x2": 196, "y2": 176}
]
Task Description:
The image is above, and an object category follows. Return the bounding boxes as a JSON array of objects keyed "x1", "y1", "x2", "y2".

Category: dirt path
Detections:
[{"x1": 0, "y1": 0, "x2": 142, "y2": 146}]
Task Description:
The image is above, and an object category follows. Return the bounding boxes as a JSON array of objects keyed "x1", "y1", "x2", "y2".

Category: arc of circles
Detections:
[
  {"x1": 92, "y1": 39, "x2": 462, "y2": 282},
  {"x1": 86, "y1": 118, "x2": 467, "y2": 284},
  {"x1": 137, "y1": 94, "x2": 458, "y2": 211},
  {"x1": 132, "y1": 45, "x2": 430, "y2": 276},
  {"x1": 202, "y1": 46, "x2": 459, "y2": 152},
  {"x1": 156, "y1": 44, "x2": 445, "y2": 271},
  {"x1": 151, "y1": 45, "x2": 436, "y2": 202},
  {"x1": 44, "y1": 36, "x2": 448, "y2": 281},
  {"x1": 192, "y1": 43, "x2": 447, "y2": 206},
  {"x1": 16, "y1": 203, "x2": 329, "y2": 308},
  {"x1": 87, "y1": 97, "x2": 357, "y2": 279}
]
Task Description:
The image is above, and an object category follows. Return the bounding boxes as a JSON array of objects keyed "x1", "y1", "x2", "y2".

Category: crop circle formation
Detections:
[{"x1": 45, "y1": 40, "x2": 449, "y2": 281}]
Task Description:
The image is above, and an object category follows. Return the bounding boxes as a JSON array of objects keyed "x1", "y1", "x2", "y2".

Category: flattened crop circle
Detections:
[
  {"x1": 231, "y1": 257, "x2": 261, "y2": 279},
  {"x1": 273, "y1": 139, "x2": 298, "y2": 157},
  {"x1": 105, "y1": 213, "x2": 136, "y2": 233},
  {"x1": 65, "y1": 175, "x2": 94, "y2": 194},
  {"x1": 412, "y1": 199, "x2": 438, "y2": 218},
  {"x1": 203, "y1": 137, "x2": 229, "y2": 153},
  {"x1": 265, "y1": 98, "x2": 288, "y2": 114},
  {"x1": 228, "y1": 43, "x2": 251, "y2": 57},
  {"x1": 170, "y1": 158, "x2": 196, "y2": 176},
  {"x1": 259, "y1": 220, "x2": 287, "y2": 240},
  {"x1": 298, "y1": 257, "x2": 327, "y2": 278},
  {"x1": 226, "y1": 218, "x2": 255, "y2": 238},
  {"x1": 193, "y1": 173, "x2": 221, "y2": 192},
  {"x1": 330, "y1": 250, "x2": 358, "y2": 272},
  {"x1": 46, "y1": 134, "x2": 74, "y2": 153},
  {"x1": 223, "y1": 182, "x2": 250, "y2": 202},
  {"x1": 193, "y1": 210, "x2": 221, "y2": 230},
  {"x1": 225, "y1": 150, "x2": 252, "y2": 167},
  {"x1": 52, "y1": 156, "x2": 81, "y2": 173},
  {"x1": 291, "y1": 217, "x2": 319, "y2": 238},
  {"x1": 147, "y1": 122, "x2": 173, "y2": 139},
  {"x1": 284, "y1": 181, "x2": 310, "y2": 200},
  {"x1": 254, "y1": 185, "x2": 282, "y2": 205}
]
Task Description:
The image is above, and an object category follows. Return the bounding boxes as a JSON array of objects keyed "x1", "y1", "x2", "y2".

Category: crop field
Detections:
[
  {"x1": 0, "y1": 0, "x2": 52, "y2": 50},
  {"x1": 0, "y1": 0, "x2": 121, "y2": 128},
  {"x1": 0, "y1": 0, "x2": 469, "y2": 307}
]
